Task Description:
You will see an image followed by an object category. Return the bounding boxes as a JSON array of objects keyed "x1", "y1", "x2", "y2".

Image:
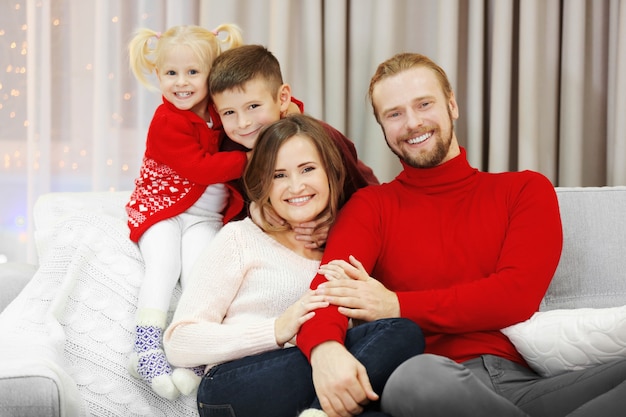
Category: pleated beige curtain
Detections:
[
  {"x1": 0, "y1": 0, "x2": 624, "y2": 263},
  {"x1": 199, "y1": 0, "x2": 626, "y2": 185}
]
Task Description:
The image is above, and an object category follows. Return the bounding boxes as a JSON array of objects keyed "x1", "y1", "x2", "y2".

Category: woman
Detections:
[{"x1": 163, "y1": 114, "x2": 424, "y2": 417}]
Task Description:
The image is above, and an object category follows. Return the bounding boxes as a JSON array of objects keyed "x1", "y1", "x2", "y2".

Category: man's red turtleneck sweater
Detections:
[{"x1": 298, "y1": 148, "x2": 563, "y2": 366}]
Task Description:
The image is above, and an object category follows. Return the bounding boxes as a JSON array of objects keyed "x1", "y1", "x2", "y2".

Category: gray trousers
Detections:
[{"x1": 381, "y1": 353, "x2": 626, "y2": 417}]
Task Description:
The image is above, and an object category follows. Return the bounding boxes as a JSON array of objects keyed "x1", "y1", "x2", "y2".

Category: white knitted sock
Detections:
[
  {"x1": 172, "y1": 366, "x2": 204, "y2": 396},
  {"x1": 298, "y1": 409, "x2": 328, "y2": 417},
  {"x1": 132, "y1": 308, "x2": 180, "y2": 400}
]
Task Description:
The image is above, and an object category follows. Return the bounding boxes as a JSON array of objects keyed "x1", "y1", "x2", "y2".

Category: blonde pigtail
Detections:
[
  {"x1": 128, "y1": 28, "x2": 160, "y2": 90},
  {"x1": 213, "y1": 23, "x2": 244, "y2": 52}
]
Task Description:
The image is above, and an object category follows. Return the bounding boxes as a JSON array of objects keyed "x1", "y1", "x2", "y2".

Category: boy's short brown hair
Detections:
[{"x1": 209, "y1": 44, "x2": 284, "y2": 97}]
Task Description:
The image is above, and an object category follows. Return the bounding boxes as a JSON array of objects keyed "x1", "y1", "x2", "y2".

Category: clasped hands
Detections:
[{"x1": 316, "y1": 255, "x2": 400, "y2": 321}]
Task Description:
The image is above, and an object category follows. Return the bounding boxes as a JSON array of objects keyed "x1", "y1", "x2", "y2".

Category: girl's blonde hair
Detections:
[{"x1": 128, "y1": 24, "x2": 243, "y2": 90}]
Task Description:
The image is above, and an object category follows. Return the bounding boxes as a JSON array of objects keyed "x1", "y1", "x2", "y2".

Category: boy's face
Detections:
[{"x1": 212, "y1": 77, "x2": 291, "y2": 149}]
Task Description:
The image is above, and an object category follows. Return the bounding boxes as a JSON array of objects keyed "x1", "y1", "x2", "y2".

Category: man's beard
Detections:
[{"x1": 385, "y1": 114, "x2": 454, "y2": 168}]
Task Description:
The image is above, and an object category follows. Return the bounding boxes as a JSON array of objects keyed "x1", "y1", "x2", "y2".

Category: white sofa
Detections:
[{"x1": 1, "y1": 187, "x2": 626, "y2": 416}]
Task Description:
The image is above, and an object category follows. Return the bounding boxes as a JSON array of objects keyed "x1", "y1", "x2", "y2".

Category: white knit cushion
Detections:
[{"x1": 501, "y1": 305, "x2": 626, "y2": 377}]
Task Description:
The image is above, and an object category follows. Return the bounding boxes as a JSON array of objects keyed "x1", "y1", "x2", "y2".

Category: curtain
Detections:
[{"x1": 1, "y1": 0, "x2": 624, "y2": 264}]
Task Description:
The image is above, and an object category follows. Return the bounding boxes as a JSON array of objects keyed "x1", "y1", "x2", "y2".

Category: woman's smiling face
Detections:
[{"x1": 269, "y1": 134, "x2": 330, "y2": 226}]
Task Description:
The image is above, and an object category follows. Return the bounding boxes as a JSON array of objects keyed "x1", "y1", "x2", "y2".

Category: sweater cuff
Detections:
[{"x1": 297, "y1": 322, "x2": 345, "y2": 361}]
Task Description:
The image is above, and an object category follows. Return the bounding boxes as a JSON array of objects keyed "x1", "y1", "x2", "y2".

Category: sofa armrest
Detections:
[
  {"x1": 0, "y1": 367, "x2": 61, "y2": 417},
  {"x1": 0, "y1": 262, "x2": 37, "y2": 312},
  {"x1": 0, "y1": 338, "x2": 84, "y2": 417}
]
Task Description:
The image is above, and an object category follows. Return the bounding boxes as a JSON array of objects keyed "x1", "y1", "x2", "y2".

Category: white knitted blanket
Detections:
[{"x1": 0, "y1": 191, "x2": 197, "y2": 416}]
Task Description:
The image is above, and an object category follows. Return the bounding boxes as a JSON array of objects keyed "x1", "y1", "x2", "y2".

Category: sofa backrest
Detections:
[{"x1": 540, "y1": 186, "x2": 626, "y2": 311}]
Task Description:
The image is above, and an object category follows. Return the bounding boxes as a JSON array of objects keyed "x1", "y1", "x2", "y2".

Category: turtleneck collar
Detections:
[{"x1": 395, "y1": 147, "x2": 478, "y2": 194}]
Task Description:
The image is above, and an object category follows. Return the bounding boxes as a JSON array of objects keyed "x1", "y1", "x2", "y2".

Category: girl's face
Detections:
[
  {"x1": 157, "y1": 45, "x2": 209, "y2": 117},
  {"x1": 269, "y1": 135, "x2": 330, "y2": 226}
]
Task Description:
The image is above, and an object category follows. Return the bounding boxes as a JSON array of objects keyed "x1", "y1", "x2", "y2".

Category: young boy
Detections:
[{"x1": 208, "y1": 45, "x2": 378, "y2": 230}]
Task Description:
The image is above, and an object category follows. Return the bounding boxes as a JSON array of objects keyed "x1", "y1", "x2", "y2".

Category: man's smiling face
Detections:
[{"x1": 372, "y1": 66, "x2": 460, "y2": 168}]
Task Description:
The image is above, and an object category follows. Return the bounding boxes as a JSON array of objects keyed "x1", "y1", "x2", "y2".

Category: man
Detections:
[{"x1": 297, "y1": 53, "x2": 626, "y2": 417}]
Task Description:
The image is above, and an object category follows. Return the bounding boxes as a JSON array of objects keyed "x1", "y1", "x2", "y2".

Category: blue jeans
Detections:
[
  {"x1": 382, "y1": 353, "x2": 626, "y2": 417},
  {"x1": 197, "y1": 318, "x2": 424, "y2": 417}
]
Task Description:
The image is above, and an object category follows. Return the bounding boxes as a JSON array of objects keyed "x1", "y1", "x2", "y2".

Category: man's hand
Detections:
[
  {"x1": 310, "y1": 341, "x2": 378, "y2": 417},
  {"x1": 249, "y1": 203, "x2": 328, "y2": 250},
  {"x1": 293, "y1": 213, "x2": 330, "y2": 249},
  {"x1": 249, "y1": 201, "x2": 285, "y2": 228},
  {"x1": 316, "y1": 255, "x2": 400, "y2": 321},
  {"x1": 286, "y1": 100, "x2": 302, "y2": 115}
]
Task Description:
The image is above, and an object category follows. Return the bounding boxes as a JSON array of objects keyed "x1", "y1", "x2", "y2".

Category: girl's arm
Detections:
[{"x1": 147, "y1": 109, "x2": 247, "y2": 185}]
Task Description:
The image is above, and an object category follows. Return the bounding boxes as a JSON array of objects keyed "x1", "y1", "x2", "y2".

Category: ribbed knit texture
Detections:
[{"x1": 164, "y1": 217, "x2": 320, "y2": 371}]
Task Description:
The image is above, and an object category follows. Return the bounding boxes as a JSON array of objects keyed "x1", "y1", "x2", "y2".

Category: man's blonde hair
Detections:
[{"x1": 368, "y1": 52, "x2": 453, "y2": 123}]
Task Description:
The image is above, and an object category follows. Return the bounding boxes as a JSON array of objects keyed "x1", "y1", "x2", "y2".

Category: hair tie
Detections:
[
  {"x1": 154, "y1": 32, "x2": 161, "y2": 39},
  {"x1": 211, "y1": 28, "x2": 219, "y2": 36}
]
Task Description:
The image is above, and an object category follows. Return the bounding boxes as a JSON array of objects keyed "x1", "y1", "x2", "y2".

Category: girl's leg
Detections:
[
  {"x1": 131, "y1": 218, "x2": 182, "y2": 400},
  {"x1": 178, "y1": 211, "x2": 224, "y2": 288},
  {"x1": 172, "y1": 212, "x2": 224, "y2": 395},
  {"x1": 197, "y1": 347, "x2": 316, "y2": 417},
  {"x1": 137, "y1": 218, "x2": 182, "y2": 311}
]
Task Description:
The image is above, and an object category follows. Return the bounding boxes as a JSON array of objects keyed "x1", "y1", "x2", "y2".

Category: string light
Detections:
[
  {"x1": 1, "y1": 2, "x2": 146, "y2": 177},
  {"x1": 1, "y1": 1, "x2": 157, "y2": 262}
]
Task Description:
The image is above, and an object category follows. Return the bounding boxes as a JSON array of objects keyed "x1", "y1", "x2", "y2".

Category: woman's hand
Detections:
[{"x1": 274, "y1": 290, "x2": 329, "y2": 346}]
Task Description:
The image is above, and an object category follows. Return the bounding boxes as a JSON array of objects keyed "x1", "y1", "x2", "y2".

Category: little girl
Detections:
[{"x1": 125, "y1": 24, "x2": 245, "y2": 400}]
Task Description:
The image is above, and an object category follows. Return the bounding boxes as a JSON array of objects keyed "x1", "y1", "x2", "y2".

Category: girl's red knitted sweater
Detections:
[
  {"x1": 298, "y1": 148, "x2": 563, "y2": 366},
  {"x1": 126, "y1": 97, "x2": 247, "y2": 242}
]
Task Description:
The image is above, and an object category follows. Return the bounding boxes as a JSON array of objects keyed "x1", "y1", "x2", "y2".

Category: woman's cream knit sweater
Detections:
[{"x1": 163, "y1": 217, "x2": 320, "y2": 371}]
